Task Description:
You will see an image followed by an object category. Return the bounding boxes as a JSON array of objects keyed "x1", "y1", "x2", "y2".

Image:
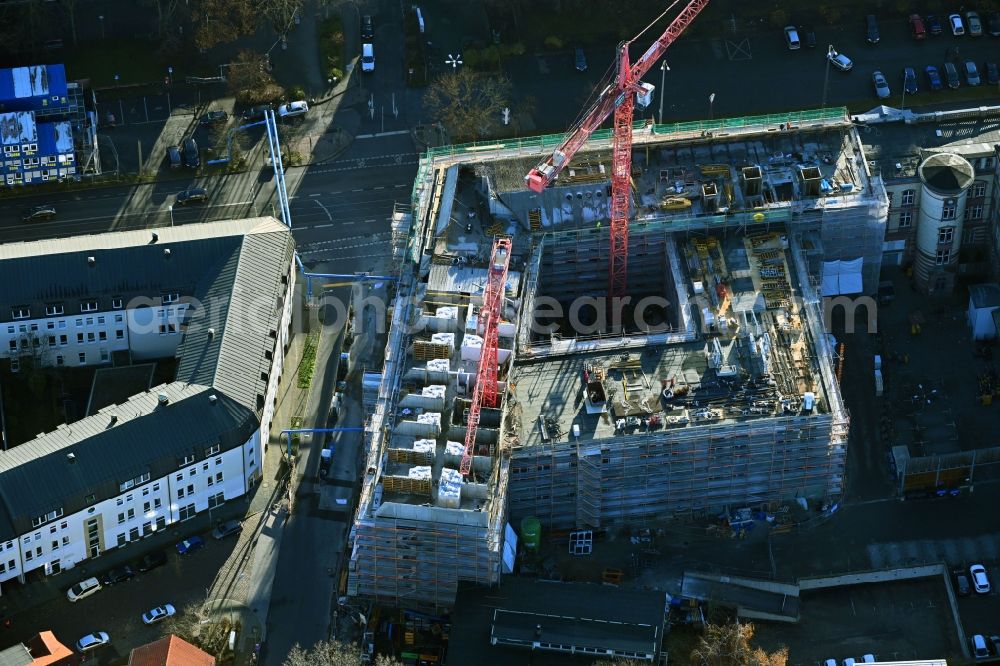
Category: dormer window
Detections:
[
  {"x1": 162, "y1": 293, "x2": 180, "y2": 304},
  {"x1": 11, "y1": 307, "x2": 30, "y2": 320},
  {"x1": 80, "y1": 300, "x2": 99, "y2": 312}
]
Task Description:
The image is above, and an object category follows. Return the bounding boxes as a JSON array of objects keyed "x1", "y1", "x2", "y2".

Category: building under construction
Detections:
[{"x1": 348, "y1": 107, "x2": 887, "y2": 610}]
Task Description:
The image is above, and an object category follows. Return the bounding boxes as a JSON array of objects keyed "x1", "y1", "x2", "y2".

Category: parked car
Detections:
[
  {"x1": 176, "y1": 187, "x2": 208, "y2": 206},
  {"x1": 142, "y1": 604, "x2": 176, "y2": 625},
  {"x1": 903, "y1": 67, "x2": 918, "y2": 94},
  {"x1": 361, "y1": 14, "x2": 374, "y2": 40},
  {"x1": 21, "y1": 204, "x2": 56, "y2": 223},
  {"x1": 949, "y1": 13, "x2": 965, "y2": 36},
  {"x1": 76, "y1": 632, "x2": 110, "y2": 652},
  {"x1": 101, "y1": 565, "x2": 135, "y2": 585},
  {"x1": 966, "y1": 11, "x2": 983, "y2": 36},
  {"x1": 182, "y1": 137, "x2": 200, "y2": 168},
  {"x1": 956, "y1": 572, "x2": 972, "y2": 595},
  {"x1": 926, "y1": 14, "x2": 943, "y2": 35},
  {"x1": 212, "y1": 520, "x2": 242, "y2": 540},
  {"x1": 985, "y1": 62, "x2": 999, "y2": 85},
  {"x1": 909, "y1": 14, "x2": 927, "y2": 39},
  {"x1": 971, "y1": 634, "x2": 989, "y2": 659},
  {"x1": 802, "y1": 26, "x2": 816, "y2": 48},
  {"x1": 199, "y1": 109, "x2": 228, "y2": 126},
  {"x1": 242, "y1": 104, "x2": 271, "y2": 122},
  {"x1": 67, "y1": 577, "x2": 102, "y2": 602},
  {"x1": 827, "y1": 48, "x2": 853, "y2": 72},
  {"x1": 784, "y1": 25, "x2": 800, "y2": 50},
  {"x1": 278, "y1": 100, "x2": 308, "y2": 118},
  {"x1": 574, "y1": 47, "x2": 588, "y2": 71},
  {"x1": 965, "y1": 60, "x2": 981, "y2": 86},
  {"x1": 361, "y1": 43, "x2": 375, "y2": 72},
  {"x1": 176, "y1": 535, "x2": 205, "y2": 555},
  {"x1": 843, "y1": 658, "x2": 857, "y2": 666},
  {"x1": 925, "y1": 65, "x2": 943, "y2": 90},
  {"x1": 970, "y1": 564, "x2": 991, "y2": 593},
  {"x1": 872, "y1": 70, "x2": 890, "y2": 98},
  {"x1": 988, "y1": 11, "x2": 1000, "y2": 37},
  {"x1": 944, "y1": 61, "x2": 961, "y2": 89},
  {"x1": 989, "y1": 636, "x2": 1000, "y2": 657},
  {"x1": 866, "y1": 14, "x2": 880, "y2": 43},
  {"x1": 167, "y1": 144, "x2": 182, "y2": 169},
  {"x1": 137, "y1": 550, "x2": 168, "y2": 572},
  {"x1": 861, "y1": 656, "x2": 875, "y2": 663}
]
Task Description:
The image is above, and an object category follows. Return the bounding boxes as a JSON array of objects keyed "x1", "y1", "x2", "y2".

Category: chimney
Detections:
[
  {"x1": 163, "y1": 248, "x2": 171, "y2": 259},
  {"x1": 66, "y1": 452, "x2": 76, "y2": 464},
  {"x1": 209, "y1": 394, "x2": 218, "y2": 405},
  {"x1": 87, "y1": 256, "x2": 95, "y2": 266},
  {"x1": 208, "y1": 328, "x2": 216, "y2": 340},
  {"x1": 157, "y1": 393, "x2": 169, "y2": 406},
  {"x1": 151, "y1": 232, "x2": 159, "y2": 243},
  {"x1": 109, "y1": 415, "x2": 118, "y2": 426}
]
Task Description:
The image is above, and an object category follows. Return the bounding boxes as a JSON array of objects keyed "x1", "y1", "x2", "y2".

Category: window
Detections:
[
  {"x1": 49, "y1": 526, "x2": 56, "y2": 535},
  {"x1": 55, "y1": 354, "x2": 64, "y2": 366},
  {"x1": 116, "y1": 498, "x2": 124, "y2": 506},
  {"x1": 111, "y1": 298, "x2": 123, "y2": 310},
  {"x1": 205, "y1": 443, "x2": 220, "y2": 456},
  {"x1": 177, "y1": 488, "x2": 185, "y2": 499},
  {"x1": 202, "y1": 462, "x2": 209, "y2": 472},
  {"x1": 966, "y1": 204, "x2": 983, "y2": 220},
  {"x1": 935, "y1": 248, "x2": 951, "y2": 265},
  {"x1": 901, "y1": 189, "x2": 915, "y2": 206},
  {"x1": 46, "y1": 321, "x2": 54, "y2": 330},
  {"x1": 59, "y1": 334, "x2": 67, "y2": 345},
  {"x1": 971, "y1": 180, "x2": 987, "y2": 197},
  {"x1": 97, "y1": 316, "x2": 105, "y2": 325},
  {"x1": 74, "y1": 318, "x2": 82, "y2": 327},
  {"x1": 47, "y1": 335, "x2": 55, "y2": 347},
  {"x1": 7, "y1": 560, "x2": 14, "y2": 570},
  {"x1": 61, "y1": 536, "x2": 69, "y2": 545},
  {"x1": 143, "y1": 502, "x2": 150, "y2": 512},
  {"x1": 11, "y1": 307, "x2": 30, "y2": 320},
  {"x1": 45, "y1": 304, "x2": 64, "y2": 316},
  {"x1": 885, "y1": 191, "x2": 893, "y2": 207},
  {"x1": 117, "y1": 512, "x2": 126, "y2": 524},
  {"x1": 153, "y1": 498, "x2": 162, "y2": 509},
  {"x1": 215, "y1": 457, "x2": 222, "y2": 466},
  {"x1": 114, "y1": 314, "x2": 123, "y2": 323},
  {"x1": 162, "y1": 293, "x2": 180, "y2": 304},
  {"x1": 58, "y1": 320, "x2": 66, "y2": 329},
  {"x1": 117, "y1": 533, "x2": 126, "y2": 547},
  {"x1": 85, "y1": 493, "x2": 96, "y2": 504},
  {"x1": 175, "y1": 474, "x2": 183, "y2": 482},
  {"x1": 181, "y1": 455, "x2": 195, "y2": 466},
  {"x1": 942, "y1": 202, "x2": 956, "y2": 220},
  {"x1": 115, "y1": 329, "x2": 124, "y2": 340},
  {"x1": 938, "y1": 227, "x2": 954, "y2": 244},
  {"x1": 85, "y1": 317, "x2": 93, "y2": 326},
  {"x1": 76, "y1": 333, "x2": 84, "y2": 344},
  {"x1": 51, "y1": 540, "x2": 58, "y2": 550},
  {"x1": 78, "y1": 352, "x2": 86, "y2": 364},
  {"x1": 208, "y1": 492, "x2": 225, "y2": 508},
  {"x1": 31, "y1": 508, "x2": 64, "y2": 527},
  {"x1": 8, "y1": 340, "x2": 15, "y2": 352},
  {"x1": 128, "y1": 527, "x2": 140, "y2": 541},
  {"x1": 179, "y1": 503, "x2": 197, "y2": 521},
  {"x1": 207, "y1": 476, "x2": 214, "y2": 487},
  {"x1": 186, "y1": 484, "x2": 194, "y2": 495},
  {"x1": 87, "y1": 332, "x2": 95, "y2": 343},
  {"x1": 152, "y1": 482, "x2": 160, "y2": 492},
  {"x1": 189, "y1": 468, "x2": 196, "y2": 477},
  {"x1": 80, "y1": 300, "x2": 98, "y2": 312},
  {"x1": 98, "y1": 331, "x2": 107, "y2": 341},
  {"x1": 25, "y1": 551, "x2": 32, "y2": 561},
  {"x1": 125, "y1": 493, "x2": 133, "y2": 502},
  {"x1": 215, "y1": 472, "x2": 223, "y2": 483},
  {"x1": 60, "y1": 521, "x2": 67, "y2": 530}
]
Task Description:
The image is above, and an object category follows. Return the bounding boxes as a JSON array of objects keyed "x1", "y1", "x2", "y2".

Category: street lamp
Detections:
[
  {"x1": 822, "y1": 45, "x2": 834, "y2": 109},
  {"x1": 445, "y1": 53, "x2": 463, "y2": 70},
  {"x1": 708, "y1": 92, "x2": 716, "y2": 120},
  {"x1": 167, "y1": 66, "x2": 173, "y2": 85},
  {"x1": 168, "y1": 205, "x2": 174, "y2": 227},
  {"x1": 98, "y1": 15, "x2": 105, "y2": 39},
  {"x1": 658, "y1": 60, "x2": 670, "y2": 124}
]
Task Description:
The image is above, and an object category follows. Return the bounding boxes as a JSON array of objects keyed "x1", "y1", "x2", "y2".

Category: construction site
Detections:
[{"x1": 347, "y1": 1, "x2": 889, "y2": 616}]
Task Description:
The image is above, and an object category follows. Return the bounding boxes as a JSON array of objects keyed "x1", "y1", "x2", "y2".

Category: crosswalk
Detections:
[{"x1": 867, "y1": 533, "x2": 1000, "y2": 569}]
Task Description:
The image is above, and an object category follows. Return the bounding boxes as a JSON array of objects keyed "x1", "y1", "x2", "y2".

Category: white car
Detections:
[
  {"x1": 784, "y1": 26, "x2": 800, "y2": 50},
  {"x1": 827, "y1": 48, "x2": 853, "y2": 72},
  {"x1": 971, "y1": 634, "x2": 989, "y2": 659},
  {"x1": 362, "y1": 43, "x2": 375, "y2": 72},
  {"x1": 277, "y1": 100, "x2": 309, "y2": 118},
  {"x1": 872, "y1": 71, "x2": 890, "y2": 99},
  {"x1": 949, "y1": 13, "x2": 965, "y2": 35},
  {"x1": 970, "y1": 564, "x2": 991, "y2": 593},
  {"x1": 66, "y1": 577, "x2": 102, "y2": 602},
  {"x1": 76, "y1": 631, "x2": 110, "y2": 652},
  {"x1": 142, "y1": 603, "x2": 176, "y2": 625}
]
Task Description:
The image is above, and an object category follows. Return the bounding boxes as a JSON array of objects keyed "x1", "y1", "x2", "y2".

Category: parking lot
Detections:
[
  {"x1": 956, "y1": 564, "x2": 1000, "y2": 655},
  {"x1": 754, "y1": 579, "x2": 960, "y2": 663}
]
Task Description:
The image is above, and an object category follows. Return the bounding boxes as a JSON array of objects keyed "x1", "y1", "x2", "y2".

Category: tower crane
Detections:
[
  {"x1": 524, "y1": 0, "x2": 709, "y2": 301},
  {"x1": 461, "y1": 237, "x2": 512, "y2": 477}
]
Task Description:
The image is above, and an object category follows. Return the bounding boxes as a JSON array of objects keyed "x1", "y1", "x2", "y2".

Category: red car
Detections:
[{"x1": 909, "y1": 14, "x2": 927, "y2": 39}]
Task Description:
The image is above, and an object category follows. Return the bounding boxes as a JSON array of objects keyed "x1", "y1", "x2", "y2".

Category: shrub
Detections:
[{"x1": 543, "y1": 35, "x2": 563, "y2": 49}]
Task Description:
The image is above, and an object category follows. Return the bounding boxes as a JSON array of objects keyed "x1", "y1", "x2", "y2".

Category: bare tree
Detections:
[
  {"x1": 283, "y1": 640, "x2": 404, "y2": 666},
  {"x1": 261, "y1": 0, "x2": 304, "y2": 33},
  {"x1": 190, "y1": 0, "x2": 257, "y2": 50},
  {"x1": 424, "y1": 69, "x2": 512, "y2": 142},
  {"x1": 226, "y1": 49, "x2": 282, "y2": 104},
  {"x1": 690, "y1": 621, "x2": 788, "y2": 666}
]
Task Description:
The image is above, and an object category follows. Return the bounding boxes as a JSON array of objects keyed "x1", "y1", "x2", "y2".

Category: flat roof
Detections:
[{"x1": 449, "y1": 579, "x2": 665, "y2": 666}]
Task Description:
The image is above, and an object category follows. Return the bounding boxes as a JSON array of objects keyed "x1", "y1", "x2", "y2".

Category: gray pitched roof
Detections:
[{"x1": 0, "y1": 218, "x2": 294, "y2": 540}]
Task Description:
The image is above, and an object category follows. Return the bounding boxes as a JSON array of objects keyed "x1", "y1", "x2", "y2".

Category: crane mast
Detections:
[
  {"x1": 523, "y1": 0, "x2": 709, "y2": 301},
  {"x1": 461, "y1": 237, "x2": 512, "y2": 477}
]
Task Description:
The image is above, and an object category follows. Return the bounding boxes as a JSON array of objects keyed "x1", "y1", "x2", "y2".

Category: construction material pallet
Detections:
[
  {"x1": 389, "y1": 448, "x2": 435, "y2": 465},
  {"x1": 529, "y1": 208, "x2": 542, "y2": 231},
  {"x1": 765, "y1": 298, "x2": 790, "y2": 310},
  {"x1": 413, "y1": 341, "x2": 453, "y2": 361},
  {"x1": 382, "y1": 476, "x2": 433, "y2": 497}
]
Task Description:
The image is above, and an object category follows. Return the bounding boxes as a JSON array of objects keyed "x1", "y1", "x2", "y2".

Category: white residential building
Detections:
[{"x1": 0, "y1": 217, "x2": 295, "y2": 591}]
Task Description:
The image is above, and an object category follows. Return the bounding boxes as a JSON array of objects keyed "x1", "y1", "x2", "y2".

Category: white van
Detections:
[
  {"x1": 362, "y1": 43, "x2": 375, "y2": 72},
  {"x1": 67, "y1": 577, "x2": 102, "y2": 602}
]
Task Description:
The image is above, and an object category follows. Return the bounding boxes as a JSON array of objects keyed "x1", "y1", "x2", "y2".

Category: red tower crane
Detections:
[
  {"x1": 461, "y1": 237, "x2": 512, "y2": 477},
  {"x1": 524, "y1": 0, "x2": 709, "y2": 301}
]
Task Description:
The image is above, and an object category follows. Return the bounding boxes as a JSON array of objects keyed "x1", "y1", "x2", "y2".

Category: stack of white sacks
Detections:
[{"x1": 437, "y1": 467, "x2": 463, "y2": 509}]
